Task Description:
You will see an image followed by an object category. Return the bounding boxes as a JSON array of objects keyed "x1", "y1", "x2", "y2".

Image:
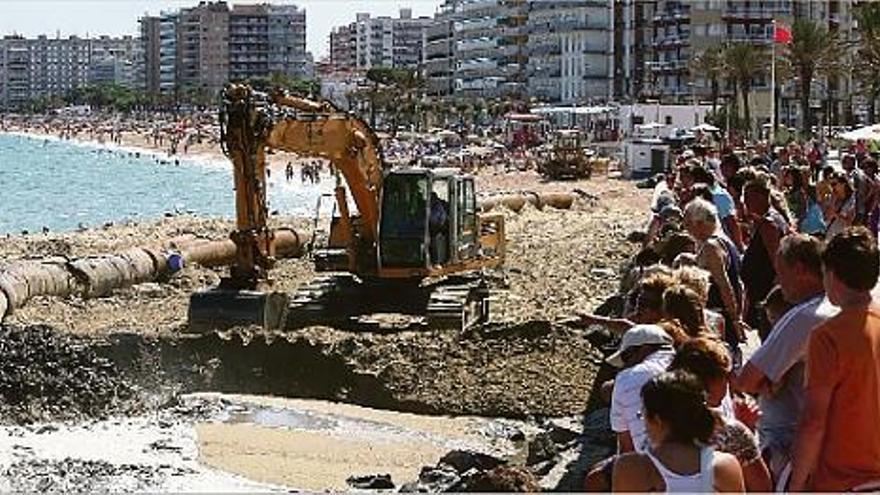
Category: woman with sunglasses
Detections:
[{"x1": 612, "y1": 370, "x2": 746, "y2": 492}]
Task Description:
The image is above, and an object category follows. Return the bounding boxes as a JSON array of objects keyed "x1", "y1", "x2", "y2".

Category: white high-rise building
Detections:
[{"x1": 329, "y1": 9, "x2": 432, "y2": 71}]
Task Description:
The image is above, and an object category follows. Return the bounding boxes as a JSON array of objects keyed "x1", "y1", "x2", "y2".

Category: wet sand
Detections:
[{"x1": 195, "y1": 395, "x2": 526, "y2": 491}]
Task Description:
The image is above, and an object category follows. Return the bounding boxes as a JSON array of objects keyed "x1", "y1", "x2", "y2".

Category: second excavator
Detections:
[{"x1": 188, "y1": 84, "x2": 506, "y2": 332}]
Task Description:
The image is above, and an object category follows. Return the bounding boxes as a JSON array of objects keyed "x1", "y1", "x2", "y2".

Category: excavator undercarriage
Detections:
[{"x1": 285, "y1": 274, "x2": 490, "y2": 331}]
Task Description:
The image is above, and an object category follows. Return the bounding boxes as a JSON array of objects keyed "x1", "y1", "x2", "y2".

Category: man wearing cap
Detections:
[
  {"x1": 584, "y1": 324, "x2": 675, "y2": 491},
  {"x1": 608, "y1": 324, "x2": 676, "y2": 453}
]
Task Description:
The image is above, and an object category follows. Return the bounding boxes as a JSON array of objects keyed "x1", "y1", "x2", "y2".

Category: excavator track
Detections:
[{"x1": 285, "y1": 275, "x2": 490, "y2": 332}]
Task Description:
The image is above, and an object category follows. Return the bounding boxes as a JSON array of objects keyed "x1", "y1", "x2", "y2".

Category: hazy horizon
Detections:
[{"x1": 0, "y1": 0, "x2": 443, "y2": 59}]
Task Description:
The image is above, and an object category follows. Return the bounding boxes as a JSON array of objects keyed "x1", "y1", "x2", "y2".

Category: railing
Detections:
[{"x1": 653, "y1": 10, "x2": 690, "y2": 23}]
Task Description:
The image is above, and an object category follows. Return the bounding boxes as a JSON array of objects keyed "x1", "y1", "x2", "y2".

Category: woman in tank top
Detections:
[{"x1": 612, "y1": 371, "x2": 745, "y2": 492}]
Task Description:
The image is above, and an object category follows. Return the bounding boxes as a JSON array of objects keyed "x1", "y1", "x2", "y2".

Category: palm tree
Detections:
[
  {"x1": 785, "y1": 19, "x2": 836, "y2": 135},
  {"x1": 723, "y1": 43, "x2": 767, "y2": 138},
  {"x1": 855, "y1": 2, "x2": 880, "y2": 124},
  {"x1": 690, "y1": 44, "x2": 725, "y2": 113}
]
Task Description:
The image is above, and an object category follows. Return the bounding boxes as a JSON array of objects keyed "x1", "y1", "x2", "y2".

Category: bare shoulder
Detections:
[
  {"x1": 612, "y1": 453, "x2": 656, "y2": 492},
  {"x1": 713, "y1": 451, "x2": 746, "y2": 492}
]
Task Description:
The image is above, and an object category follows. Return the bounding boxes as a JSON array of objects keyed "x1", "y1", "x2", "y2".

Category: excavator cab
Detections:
[{"x1": 377, "y1": 168, "x2": 480, "y2": 276}]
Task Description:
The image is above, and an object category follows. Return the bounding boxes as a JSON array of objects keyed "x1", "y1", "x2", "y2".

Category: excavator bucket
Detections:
[{"x1": 187, "y1": 289, "x2": 289, "y2": 333}]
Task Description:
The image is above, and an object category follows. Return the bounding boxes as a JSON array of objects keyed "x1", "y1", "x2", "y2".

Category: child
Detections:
[{"x1": 759, "y1": 285, "x2": 792, "y2": 341}]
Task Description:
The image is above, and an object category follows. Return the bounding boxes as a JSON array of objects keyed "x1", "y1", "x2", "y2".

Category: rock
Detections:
[
  {"x1": 133, "y1": 282, "x2": 165, "y2": 298},
  {"x1": 439, "y1": 450, "x2": 506, "y2": 474},
  {"x1": 346, "y1": 474, "x2": 395, "y2": 490},
  {"x1": 590, "y1": 268, "x2": 616, "y2": 278},
  {"x1": 457, "y1": 466, "x2": 541, "y2": 492},
  {"x1": 543, "y1": 417, "x2": 583, "y2": 442},
  {"x1": 529, "y1": 459, "x2": 556, "y2": 477},
  {"x1": 526, "y1": 432, "x2": 559, "y2": 466},
  {"x1": 399, "y1": 465, "x2": 462, "y2": 493}
]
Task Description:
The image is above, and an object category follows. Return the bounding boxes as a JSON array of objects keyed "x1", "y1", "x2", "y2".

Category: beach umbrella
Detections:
[{"x1": 839, "y1": 124, "x2": 880, "y2": 142}]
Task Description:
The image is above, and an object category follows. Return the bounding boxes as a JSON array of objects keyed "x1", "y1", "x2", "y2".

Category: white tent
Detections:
[
  {"x1": 691, "y1": 123, "x2": 720, "y2": 133},
  {"x1": 637, "y1": 122, "x2": 666, "y2": 130},
  {"x1": 840, "y1": 124, "x2": 880, "y2": 142}
]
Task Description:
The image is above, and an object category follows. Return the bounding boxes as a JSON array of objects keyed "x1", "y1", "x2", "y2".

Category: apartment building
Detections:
[
  {"x1": 88, "y1": 35, "x2": 138, "y2": 87},
  {"x1": 330, "y1": 24, "x2": 356, "y2": 71},
  {"x1": 139, "y1": 1, "x2": 308, "y2": 98},
  {"x1": 139, "y1": 16, "x2": 162, "y2": 94},
  {"x1": 229, "y1": 4, "x2": 308, "y2": 82},
  {"x1": 423, "y1": 0, "x2": 856, "y2": 108},
  {"x1": 450, "y1": 0, "x2": 530, "y2": 99},
  {"x1": 527, "y1": 0, "x2": 615, "y2": 103},
  {"x1": 158, "y1": 12, "x2": 178, "y2": 95},
  {"x1": 176, "y1": 1, "x2": 229, "y2": 94},
  {"x1": 637, "y1": 0, "x2": 857, "y2": 128},
  {"x1": 0, "y1": 34, "x2": 140, "y2": 110},
  {"x1": 424, "y1": 0, "x2": 614, "y2": 103},
  {"x1": 0, "y1": 37, "x2": 32, "y2": 109},
  {"x1": 423, "y1": 3, "x2": 457, "y2": 97},
  {"x1": 329, "y1": 9, "x2": 432, "y2": 71}
]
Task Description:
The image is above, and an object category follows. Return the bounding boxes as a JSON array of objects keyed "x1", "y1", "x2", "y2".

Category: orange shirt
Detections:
[{"x1": 805, "y1": 304, "x2": 880, "y2": 491}]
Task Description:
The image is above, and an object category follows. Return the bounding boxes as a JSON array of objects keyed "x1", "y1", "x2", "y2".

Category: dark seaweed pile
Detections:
[{"x1": 0, "y1": 325, "x2": 139, "y2": 424}]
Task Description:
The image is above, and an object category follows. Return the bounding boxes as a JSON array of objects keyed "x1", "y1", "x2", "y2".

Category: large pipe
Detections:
[
  {"x1": 0, "y1": 227, "x2": 309, "y2": 320},
  {"x1": 174, "y1": 228, "x2": 305, "y2": 268},
  {"x1": 478, "y1": 190, "x2": 595, "y2": 213}
]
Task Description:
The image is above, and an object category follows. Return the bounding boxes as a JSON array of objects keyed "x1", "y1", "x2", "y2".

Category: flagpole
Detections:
[{"x1": 771, "y1": 20, "x2": 776, "y2": 146}]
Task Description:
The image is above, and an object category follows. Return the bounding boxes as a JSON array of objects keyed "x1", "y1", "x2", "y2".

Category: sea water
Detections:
[{"x1": 0, "y1": 133, "x2": 333, "y2": 234}]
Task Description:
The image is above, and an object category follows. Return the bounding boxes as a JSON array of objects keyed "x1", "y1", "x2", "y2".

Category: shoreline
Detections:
[{"x1": 1, "y1": 126, "x2": 313, "y2": 172}]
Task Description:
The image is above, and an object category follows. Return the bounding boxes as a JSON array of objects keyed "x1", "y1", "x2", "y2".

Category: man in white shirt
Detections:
[
  {"x1": 585, "y1": 325, "x2": 675, "y2": 491},
  {"x1": 735, "y1": 234, "x2": 837, "y2": 483}
]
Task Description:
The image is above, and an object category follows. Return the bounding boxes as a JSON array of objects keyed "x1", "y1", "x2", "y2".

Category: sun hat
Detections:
[{"x1": 606, "y1": 324, "x2": 674, "y2": 368}]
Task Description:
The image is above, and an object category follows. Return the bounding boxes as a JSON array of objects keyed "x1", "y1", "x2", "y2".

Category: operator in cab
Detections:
[{"x1": 430, "y1": 192, "x2": 449, "y2": 264}]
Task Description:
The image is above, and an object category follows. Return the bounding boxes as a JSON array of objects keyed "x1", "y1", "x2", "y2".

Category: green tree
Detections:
[
  {"x1": 785, "y1": 19, "x2": 837, "y2": 135},
  {"x1": 690, "y1": 44, "x2": 725, "y2": 113},
  {"x1": 363, "y1": 67, "x2": 424, "y2": 131},
  {"x1": 723, "y1": 43, "x2": 767, "y2": 137},
  {"x1": 855, "y1": 2, "x2": 880, "y2": 124}
]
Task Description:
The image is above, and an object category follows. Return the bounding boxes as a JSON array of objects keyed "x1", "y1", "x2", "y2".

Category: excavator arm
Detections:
[
  {"x1": 266, "y1": 90, "x2": 385, "y2": 245},
  {"x1": 220, "y1": 84, "x2": 385, "y2": 288}
]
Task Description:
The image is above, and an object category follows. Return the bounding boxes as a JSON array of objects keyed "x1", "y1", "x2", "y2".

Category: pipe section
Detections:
[
  {"x1": 0, "y1": 227, "x2": 309, "y2": 321},
  {"x1": 478, "y1": 190, "x2": 594, "y2": 213}
]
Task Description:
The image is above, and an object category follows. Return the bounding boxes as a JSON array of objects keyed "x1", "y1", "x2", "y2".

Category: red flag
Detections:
[{"x1": 774, "y1": 23, "x2": 792, "y2": 44}]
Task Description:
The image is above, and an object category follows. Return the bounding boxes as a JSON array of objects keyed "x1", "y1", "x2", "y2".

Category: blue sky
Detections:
[{"x1": 0, "y1": 0, "x2": 442, "y2": 59}]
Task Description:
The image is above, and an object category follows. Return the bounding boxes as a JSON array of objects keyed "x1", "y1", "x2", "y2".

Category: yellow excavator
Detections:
[{"x1": 188, "y1": 84, "x2": 506, "y2": 332}]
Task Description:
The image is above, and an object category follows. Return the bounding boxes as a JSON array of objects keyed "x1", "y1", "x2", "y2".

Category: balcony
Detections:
[
  {"x1": 455, "y1": 17, "x2": 495, "y2": 33},
  {"x1": 648, "y1": 60, "x2": 689, "y2": 73},
  {"x1": 726, "y1": 32, "x2": 772, "y2": 44},
  {"x1": 460, "y1": 0, "x2": 499, "y2": 14},
  {"x1": 529, "y1": 43, "x2": 562, "y2": 57},
  {"x1": 457, "y1": 37, "x2": 497, "y2": 52},
  {"x1": 652, "y1": 10, "x2": 690, "y2": 25},
  {"x1": 652, "y1": 35, "x2": 690, "y2": 50},
  {"x1": 722, "y1": 8, "x2": 778, "y2": 21}
]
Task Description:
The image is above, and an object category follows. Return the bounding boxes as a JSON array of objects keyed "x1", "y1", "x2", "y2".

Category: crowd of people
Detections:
[
  {"x1": 1, "y1": 110, "x2": 218, "y2": 158},
  {"x1": 577, "y1": 139, "x2": 880, "y2": 492}
]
